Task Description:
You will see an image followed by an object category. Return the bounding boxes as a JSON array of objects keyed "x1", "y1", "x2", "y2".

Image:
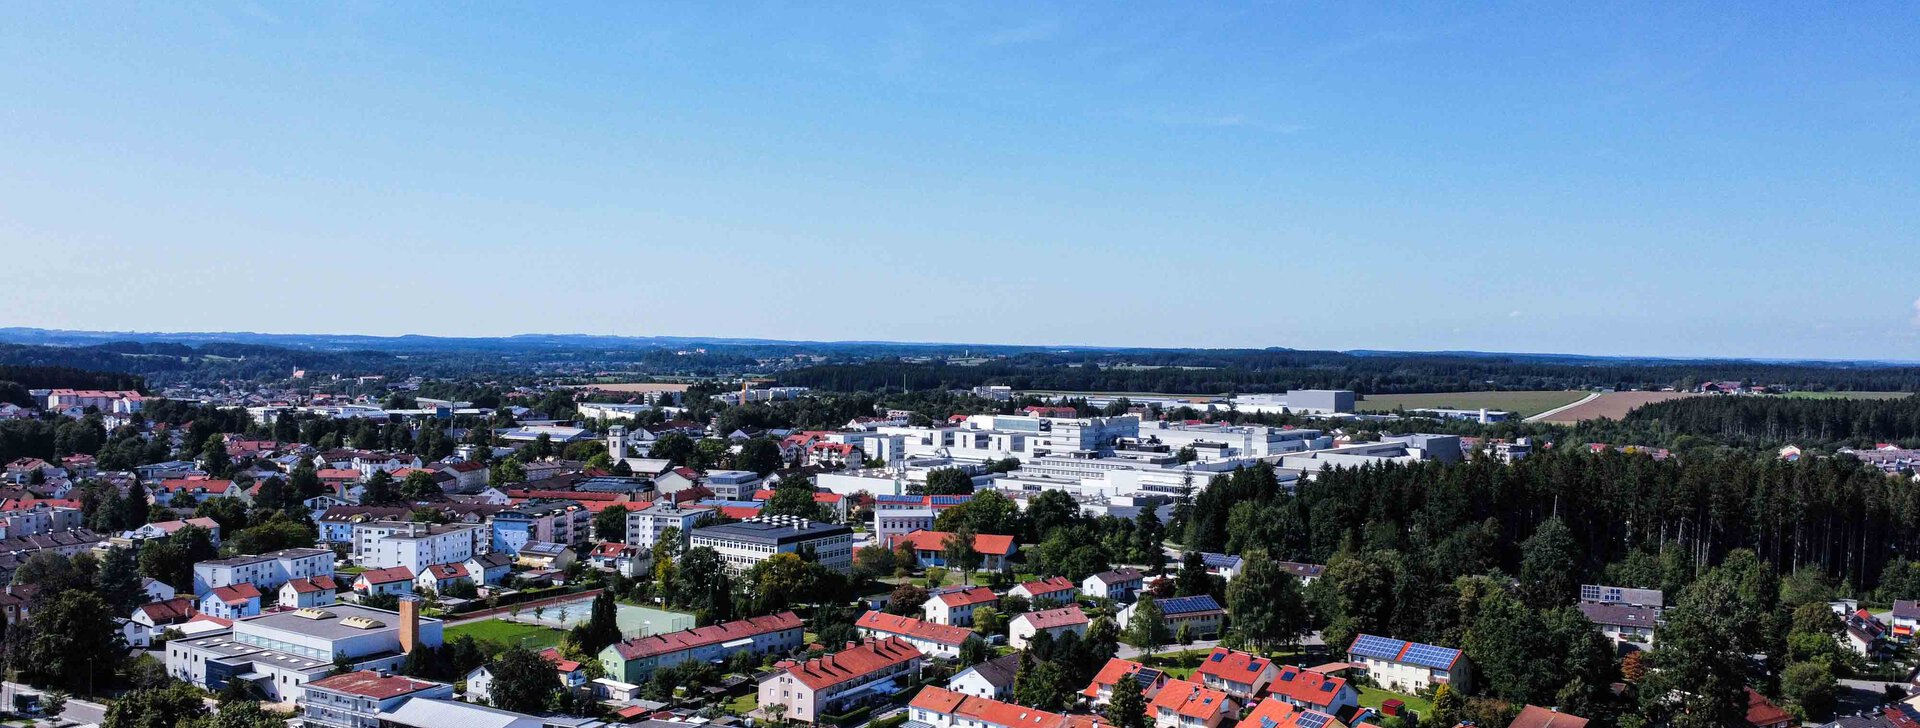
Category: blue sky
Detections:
[{"x1": 2, "y1": 4, "x2": 1916, "y2": 359}]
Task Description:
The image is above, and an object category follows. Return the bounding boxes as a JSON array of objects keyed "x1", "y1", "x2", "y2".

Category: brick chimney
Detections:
[{"x1": 398, "y1": 596, "x2": 420, "y2": 654}]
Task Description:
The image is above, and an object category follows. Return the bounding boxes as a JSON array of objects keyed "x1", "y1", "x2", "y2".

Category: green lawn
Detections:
[
  {"x1": 1784, "y1": 391, "x2": 1915, "y2": 400},
  {"x1": 1138, "y1": 649, "x2": 1217, "y2": 679},
  {"x1": 444, "y1": 618, "x2": 566, "y2": 649},
  {"x1": 1354, "y1": 390, "x2": 1590, "y2": 417},
  {"x1": 1358, "y1": 686, "x2": 1433, "y2": 717},
  {"x1": 726, "y1": 692, "x2": 758, "y2": 714}
]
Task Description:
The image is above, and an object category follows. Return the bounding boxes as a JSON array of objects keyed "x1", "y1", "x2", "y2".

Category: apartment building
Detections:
[
  {"x1": 299, "y1": 670, "x2": 454, "y2": 728},
  {"x1": 625, "y1": 502, "x2": 711, "y2": 550},
  {"x1": 599, "y1": 611, "x2": 804, "y2": 683},
  {"x1": 757, "y1": 637, "x2": 924, "y2": 724},
  {"x1": 353, "y1": 521, "x2": 482, "y2": 574},
  {"x1": 191, "y1": 548, "x2": 334, "y2": 597},
  {"x1": 688, "y1": 515, "x2": 853, "y2": 575}
]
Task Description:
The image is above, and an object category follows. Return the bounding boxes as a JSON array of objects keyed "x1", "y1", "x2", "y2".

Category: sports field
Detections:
[
  {"x1": 444, "y1": 618, "x2": 567, "y2": 648},
  {"x1": 1355, "y1": 390, "x2": 1589, "y2": 417}
]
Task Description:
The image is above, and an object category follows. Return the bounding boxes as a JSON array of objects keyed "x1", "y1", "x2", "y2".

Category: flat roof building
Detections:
[{"x1": 689, "y1": 515, "x2": 853, "y2": 575}]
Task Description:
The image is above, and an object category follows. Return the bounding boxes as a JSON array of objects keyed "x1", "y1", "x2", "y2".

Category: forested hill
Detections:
[
  {"x1": 1623, "y1": 394, "x2": 1920, "y2": 448},
  {"x1": 779, "y1": 353, "x2": 1920, "y2": 395},
  {"x1": 0, "y1": 364, "x2": 146, "y2": 407}
]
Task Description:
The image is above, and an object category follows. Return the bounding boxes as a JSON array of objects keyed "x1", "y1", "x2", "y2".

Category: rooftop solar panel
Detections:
[
  {"x1": 1349, "y1": 634, "x2": 1406, "y2": 660},
  {"x1": 1299, "y1": 712, "x2": 1331, "y2": 728},
  {"x1": 1157, "y1": 595, "x2": 1223, "y2": 615},
  {"x1": 1400, "y1": 643, "x2": 1460, "y2": 669}
]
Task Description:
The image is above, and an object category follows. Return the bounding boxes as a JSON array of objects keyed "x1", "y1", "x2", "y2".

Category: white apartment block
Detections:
[
  {"x1": 689, "y1": 516, "x2": 854, "y2": 575},
  {"x1": 352, "y1": 521, "x2": 482, "y2": 574},
  {"x1": 191, "y1": 548, "x2": 335, "y2": 597}
]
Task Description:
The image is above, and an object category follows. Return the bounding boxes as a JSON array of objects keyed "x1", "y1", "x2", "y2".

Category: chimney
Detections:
[{"x1": 398, "y1": 596, "x2": 420, "y2": 654}]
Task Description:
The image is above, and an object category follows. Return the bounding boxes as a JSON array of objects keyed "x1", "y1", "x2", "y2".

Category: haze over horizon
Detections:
[{"x1": 3, "y1": 4, "x2": 1917, "y2": 359}]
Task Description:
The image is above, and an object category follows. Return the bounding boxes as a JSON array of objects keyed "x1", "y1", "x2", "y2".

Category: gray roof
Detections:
[
  {"x1": 1578, "y1": 601, "x2": 1659, "y2": 628},
  {"x1": 378, "y1": 698, "x2": 601, "y2": 728},
  {"x1": 243, "y1": 603, "x2": 439, "y2": 641},
  {"x1": 1893, "y1": 600, "x2": 1920, "y2": 620},
  {"x1": 955, "y1": 652, "x2": 1022, "y2": 689},
  {"x1": 692, "y1": 515, "x2": 851, "y2": 546}
]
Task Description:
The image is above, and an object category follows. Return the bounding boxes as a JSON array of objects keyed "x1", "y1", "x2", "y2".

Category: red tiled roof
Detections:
[
  {"x1": 856, "y1": 610, "x2": 973, "y2": 646},
  {"x1": 911, "y1": 686, "x2": 1086, "y2": 728},
  {"x1": 307, "y1": 670, "x2": 443, "y2": 699},
  {"x1": 286, "y1": 576, "x2": 338, "y2": 593},
  {"x1": 211, "y1": 583, "x2": 261, "y2": 605},
  {"x1": 610, "y1": 611, "x2": 802, "y2": 661},
  {"x1": 777, "y1": 637, "x2": 922, "y2": 691},
  {"x1": 1150, "y1": 679, "x2": 1235, "y2": 720},
  {"x1": 1083, "y1": 658, "x2": 1153, "y2": 697},
  {"x1": 1017, "y1": 606, "x2": 1088, "y2": 631},
  {"x1": 508, "y1": 489, "x2": 627, "y2": 502},
  {"x1": 1242, "y1": 698, "x2": 1344, "y2": 728},
  {"x1": 423, "y1": 563, "x2": 469, "y2": 580},
  {"x1": 159, "y1": 478, "x2": 233, "y2": 494},
  {"x1": 1507, "y1": 705, "x2": 1590, "y2": 728},
  {"x1": 137, "y1": 597, "x2": 197, "y2": 624},
  {"x1": 718, "y1": 505, "x2": 762, "y2": 519},
  {"x1": 539, "y1": 647, "x2": 582, "y2": 674},
  {"x1": 316, "y1": 469, "x2": 360, "y2": 480},
  {"x1": 1746, "y1": 688, "x2": 1791, "y2": 728},
  {"x1": 889, "y1": 530, "x2": 1018, "y2": 557},
  {"x1": 1017, "y1": 576, "x2": 1077, "y2": 597},
  {"x1": 1195, "y1": 648, "x2": 1271, "y2": 683},
  {"x1": 1266, "y1": 665, "x2": 1345, "y2": 708},
  {"x1": 358, "y1": 566, "x2": 414, "y2": 584},
  {"x1": 936, "y1": 587, "x2": 999, "y2": 608}
]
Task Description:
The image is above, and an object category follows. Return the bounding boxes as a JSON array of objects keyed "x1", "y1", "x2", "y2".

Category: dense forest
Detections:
[
  {"x1": 1619, "y1": 394, "x2": 1920, "y2": 448},
  {"x1": 779, "y1": 352, "x2": 1920, "y2": 395}
]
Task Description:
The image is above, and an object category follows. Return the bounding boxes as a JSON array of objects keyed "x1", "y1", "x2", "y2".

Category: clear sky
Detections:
[{"x1": 2, "y1": 4, "x2": 1916, "y2": 359}]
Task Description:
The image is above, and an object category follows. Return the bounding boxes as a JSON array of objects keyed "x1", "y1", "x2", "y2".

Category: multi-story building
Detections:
[
  {"x1": 1346, "y1": 634, "x2": 1472, "y2": 694},
  {"x1": 299, "y1": 670, "x2": 453, "y2": 728},
  {"x1": 625, "y1": 502, "x2": 711, "y2": 550},
  {"x1": 1009, "y1": 576, "x2": 1079, "y2": 606},
  {"x1": 280, "y1": 576, "x2": 341, "y2": 609},
  {"x1": 1082, "y1": 658, "x2": 1169, "y2": 708},
  {"x1": 887, "y1": 531, "x2": 1017, "y2": 572},
  {"x1": 1009, "y1": 606, "x2": 1089, "y2": 649},
  {"x1": 854, "y1": 611, "x2": 972, "y2": 660},
  {"x1": 600, "y1": 612, "x2": 803, "y2": 684},
  {"x1": 923, "y1": 587, "x2": 997, "y2": 627},
  {"x1": 491, "y1": 499, "x2": 590, "y2": 555},
  {"x1": 689, "y1": 515, "x2": 853, "y2": 575},
  {"x1": 1120, "y1": 595, "x2": 1225, "y2": 640},
  {"x1": 1192, "y1": 649, "x2": 1279, "y2": 702},
  {"x1": 702, "y1": 470, "x2": 763, "y2": 500},
  {"x1": 166, "y1": 600, "x2": 441, "y2": 702},
  {"x1": 353, "y1": 521, "x2": 482, "y2": 574},
  {"x1": 757, "y1": 637, "x2": 924, "y2": 724},
  {"x1": 909, "y1": 686, "x2": 1100, "y2": 728},
  {"x1": 1082, "y1": 569, "x2": 1145, "y2": 602},
  {"x1": 201, "y1": 583, "x2": 263, "y2": 620},
  {"x1": 1263, "y1": 665, "x2": 1357, "y2": 715},
  {"x1": 191, "y1": 548, "x2": 334, "y2": 597},
  {"x1": 45, "y1": 389, "x2": 146, "y2": 413}
]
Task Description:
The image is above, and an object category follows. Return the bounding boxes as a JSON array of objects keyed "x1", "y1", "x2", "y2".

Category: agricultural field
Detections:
[
  {"x1": 1534, "y1": 391, "x2": 1696, "y2": 423},
  {"x1": 1354, "y1": 390, "x2": 1590, "y2": 417},
  {"x1": 1783, "y1": 391, "x2": 1914, "y2": 400},
  {"x1": 443, "y1": 618, "x2": 567, "y2": 649}
]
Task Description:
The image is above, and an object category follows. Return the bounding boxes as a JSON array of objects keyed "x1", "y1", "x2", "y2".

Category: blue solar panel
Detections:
[
  {"x1": 1201, "y1": 552, "x2": 1241, "y2": 568},
  {"x1": 1299, "y1": 712, "x2": 1331, "y2": 728},
  {"x1": 1401, "y1": 643, "x2": 1460, "y2": 669},
  {"x1": 931, "y1": 495, "x2": 972, "y2": 505},
  {"x1": 1208, "y1": 652, "x2": 1225, "y2": 662},
  {"x1": 1349, "y1": 634, "x2": 1406, "y2": 660},
  {"x1": 1157, "y1": 595, "x2": 1222, "y2": 615}
]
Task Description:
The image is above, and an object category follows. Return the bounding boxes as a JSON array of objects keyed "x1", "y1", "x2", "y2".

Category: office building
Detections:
[{"x1": 688, "y1": 515, "x2": 853, "y2": 575}]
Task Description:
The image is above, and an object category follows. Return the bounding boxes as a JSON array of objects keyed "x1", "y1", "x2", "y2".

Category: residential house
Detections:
[
  {"x1": 152, "y1": 477, "x2": 240, "y2": 507},
  {"x1": 947, "y1": 653, "x2": 1022, "y2": 700},
  {"x1": 1507, "y1": 705, "x2": 1590, "y2": 728},
  {"x1": 1347, "y1": 634, "x2": 1472, "y2": 694},
  {"x1": 280, "y1": 576, "x2": 340, "y2": 609},
  {"x1": 925, "y1": 587, "x2": 998, "y2": 627},
  {"x1": 1263, "y1": 665, "x2": 1357, "y2": 715},
  {"x1": 1009, "y1": 606, "x2": 1089, "y2": 649},
  {"x1": 466, "y1": 647, "x2": 587, "y2": 702},
  {"x1": 600, "y1": 611, "x2": 804, "y2": 684},
  {"x1": 354, "y1": 567, "x2": 416, "y2": 597},
  {"x1": 589, "y1": 542, "x2": 644, "y2": 577},
  {"x1": 415, "y1": 563, "x2": 472, "y2": 594},
  {"x1": 1192, "y1": 648, "x2": 1280, "y2": 703},
  {"x1": 1748, "y1": 688, "x2": 1793, "y2": 728},
  {"x1": 129, "y1": 517, "x2": 223, "y2": 546},
  {"x1": 1083, "y1": 658, "x2": 1169, "y2": 708},
  {"x1": 464, "y1": 552, "x2": 514, "y2": 586},
  {"x1": 1148, "y1": 679, "x2": 1237, "y2": 728},
  {"x1": 1241, "y1": 697, "x2": 1349, "y2": 728},
  {"x1": 756, "y1": 637, "x2": 924, "y2": 724},
  {"x1": 1120, "y1": 596, "x2": 1224, "y2": 640},
  {"x1": 1082, "y1": 569, "x2": 1145, "y2": 602},
  {"x1": 143, "y1": 577, "x2": 178, "y2": 603},
  {"x1": 908, "y1": 686, "x2": 1100, "y2": 728},
  {"x1": 1891, "y1": 600, "x2": 1920, "y2": 640},
  {"x1": 888, "y1": 530, "x2": 1018, "y2": 572},
  {"x1": 516, "y1": 541, "x2": 575, "y2": 570},
  {"x1": 130, "y1": 597, "x2": 199, "y2": 647},
  {"x1": 1009, "y1": 576, "x2": 1078, "y2": 606},
  {"x1": 1276, "y1": 562, "x2": 1326, "y2": 585},
  {"x1": 1578, "y1": 602, "x2": 1658, "y2": 645},
  {"x1": 855, "y1": 611, "x2": 973, "y2": 660},
  {"x1": 201, "y1": 583, "x2": 264, "y2": 620}
]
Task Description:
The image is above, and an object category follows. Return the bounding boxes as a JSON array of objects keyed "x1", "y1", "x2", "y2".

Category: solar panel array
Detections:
[
  {"x1": 1298, "y1": 711, "x2": 1332, "y2": 728},
  {"x1": 1349, "y1": 634, "x2": 1407, "y2": 660},
  {"x1": 931, "y1": 495, "x2": 972, "y2": 505},
  {"x1": 1156, "y1": 595, "x2": 1223, "y2": 615},
  {"x1": 1201, "y1": 552, "x2": 1241, "y2": 568},
  {"x1": 1400, "y1": 642, "x2": 1460, "y2": 669}
]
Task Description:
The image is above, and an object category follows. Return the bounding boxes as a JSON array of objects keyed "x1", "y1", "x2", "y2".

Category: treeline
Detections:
[
  {"x1": 0, "y1": 364, "x2": 147, "y2": 408},
  {"x1": 779, "y1": 352, "x2": 1920, "y2": 395},
  {"x1": 1182, "y1": 448, "x2": 1918, "y2": 597},
  {"x1": 1621, "y1": 394, "x2": 1920, "y2": 448}
]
